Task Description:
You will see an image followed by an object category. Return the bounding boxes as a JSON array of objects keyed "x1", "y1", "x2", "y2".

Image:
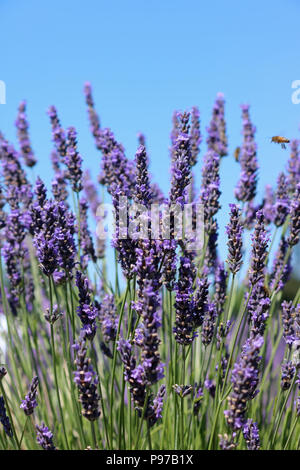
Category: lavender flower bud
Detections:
[
  {"x1": 206, "y1": 93, "x2": 228, "y2": 157},
  {"x1": 288, "y1": 183, "x2": 300, "y2": 246},
  {"x1": 273, "y1": 172, "x2": 289, "y2": 227},
  {"x1": 224, "y1": 335, "x2": 263, "y2": 430},
  {"x1": 226, "y1": 204, "x2": 244, "y2": 274},
  {"x1": 242, "y1": 419, "x2": 260, "y2": 450},
  {"x1": 281, "y1": 361, "x2": 296, "y2": 391},
  {"x1": 73, "y1": 339, "x2": 100, "y2": 421},
  {"x1": 201, "y1": 302, "x2": 217, "y2": 347},
  {"x1": 235, "y1": 104, "x2": 258, "y2": 203},
  {"x1": 65, "y1": 127, "x2": 83, "y2": 193},
  {"x1": 36, "y1": 423, "x2": 56, "y2": 450},
  {"x1": 0, "y1": 396, "x2": 13, "y2": 437},
  {"x1": 20, "y1": 376, "x2": 39, "y2": 416},
  {"x1": 249, "y1": 210, "x2": 269, "y2": 286},
  {"x1": 15, "y1": 100, "x2": 37, "y2": 167},
  {"x1": 190, "y1": 106, "x2": 201, "y2": 166}
]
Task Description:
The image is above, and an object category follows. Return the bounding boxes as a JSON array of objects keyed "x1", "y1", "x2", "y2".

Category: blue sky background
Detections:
[{"x1": 0, "y1": 0, "x2": 300, "y2": 270}]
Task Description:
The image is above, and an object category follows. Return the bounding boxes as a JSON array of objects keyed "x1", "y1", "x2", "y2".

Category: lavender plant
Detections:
[{"x1": 0, "y1": 85, "x2": 299, "y2": 453}]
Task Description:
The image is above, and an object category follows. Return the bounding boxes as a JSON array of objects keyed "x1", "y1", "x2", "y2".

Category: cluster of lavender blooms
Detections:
[
  {"x1": 20, "y1": 376, "x2": 39, "y2": 416},
  {"x1": 0, "y1": 83, "x2": 300, "y2": 451},
  {"x1": 73, "y1": 338, "x2": 100, "y2": 422}
]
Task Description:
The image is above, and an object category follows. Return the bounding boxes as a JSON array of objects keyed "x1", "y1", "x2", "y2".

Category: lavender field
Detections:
[{"x1": 0, "y1": 84, "x2": 299, "y2": 451}]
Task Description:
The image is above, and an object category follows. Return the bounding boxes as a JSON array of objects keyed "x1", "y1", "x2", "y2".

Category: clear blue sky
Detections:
[{"x1": 1, "y1": 0, "x2": 300, "y2": 262}]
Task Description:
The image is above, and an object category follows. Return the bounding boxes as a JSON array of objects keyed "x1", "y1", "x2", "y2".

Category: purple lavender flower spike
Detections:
[
  {"x1": 281, "y1": 301, "x2": 299, "y2": 348},
  {"x1": 47, "y1": 106, "x2": 67, "y2": 160},
  {"x1": 235, "y1": 104, "x2": 258, "y2": 203},
  {"x1": 242, "y1": 419, "x2": 260, "y2": 450},
  {"x1": 249, "y1": 210, "x2": 269, "y2": 286},
  {"x1": 112, "y1": 187, "x2": 137, "y2": 279},
  {"x1": 0, "y1": 396, "x2": 13, "y2": 437},
  {"x1": 193, "y1": 275, "x2": 209, "y2": 328},
  {"x1": 193, "y1": 384, "x2": 204, "y2": 416},
  {"x1": 219, "y1": 433, "x2": 237, "y2": 450},
  {"x1": 287, "y1": 139, "x2": 300, "y2": 194},
  {"x1": 190, "y1": 106, "x2": 201, "y2": 166},
  {"x1": 273, "y1": 172, "x2": 289, "y2": 227},
  {"x1": 117, "y1": 338, "x2": 147, "y2": 409},
  {"x1": 173, "y1": 253, "x2": 197, "y2": 346},
  {"x1": 263, "y1": 184, "x2": 275, "y2": 225},
  {"x1": 214, "y1": 262, "x2": 228, "y2": 315},
  {"x1": 269, "y1": 237, "x2": 292, "y2": 293},
  {"x1": 73, "y1": 339, "x2": 100, "y2": 421},
  {"x1": 200, "y1": 151, "x2": 221, "y2": 234},
  {"x1": 247, "y1": 281, "x2": 270, "y2": 337},
  {"x1": 134, "y1": 145, "x2": 153, "y2": 206},
  {"x1": 20, "y1": 376, "x2": 39, "y2": 416},
  {"x1": 98, "y1": 294, "x2": 118, "y2": 343},
  {"x1": 206, "y1": 93, "x2": 228, "y2": 157},
  {"x1": 65, "y1": 127, "x2": 83, "y2": 193},
  {"x1": 224, "y1": 335, "x2": 263, "y2": 430},
  {"x1": 15, "y1": 100, "x2": 37, "y2": 167},
  {"x1": 79, "y1": 198, "x2": 96, "y2": 266},
  {"x1": 84, "y1": 82, "x2": 101, "y2": 148},
  {"x1": 169, "y1": 111, "x2": 192, "y2": 208},
  {"x1": 136, "y1": 281, "x2": 164, "y2": 385},
  {"x1": 281, "y1": 361, "x2": 296, "y2": 391},
  {"x1": 36, "y1": 423, "x2": 56, "y2": 450},
  {"x1": 288, "y1": 183, "x2": 300, "y2": 247},
  {"x1": 226, "y1": 204, "x2": 244, "y2": 274},
  {"x1": 76, "y1": 271, "x2": 98, "y2": 341},
  {"x1": 201, "y1": 302, "x2": 218, "y2": 347}
]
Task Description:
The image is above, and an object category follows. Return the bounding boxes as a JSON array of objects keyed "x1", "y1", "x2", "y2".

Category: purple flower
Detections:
[
  {"x1": 281, "y1": 361, "x2": 296, "y2": 391},
  {"x1": 224, "y1": 335, "x2": 263, "y2": 430},
  {"x1": 214, "y1": 262, "x2": 228, "y2": 315},
  {"x1": 247, "y1": 281, "x2": 270, "y2": 337},
  {"x1": 242, "y1": 419, "x2": 260, "y2": 450},
  {"x1": 249, "y1": 210, "x2": 269, "y2": 286},
  {"x1": 76, "y1": 271, "x2": 98, "y2": 341},
  {"x1": 134, "y1": 145, "x2": 152, "y2": 206},
  {"x1": 269, "y1": 237, "x2": 292, "y2": 293},
  {"x1": 200, "y1": 151, "x2": 221, "y2": 234},
  {"x1": 273, "y1": 172, "x2": 289, "y2": 227},
  {"x1": 15, "y1": 100, "x2": 36, "y2": 167},
  {"x1": 281, "y1": 301, "x2": 299, "y2": 347},
  {"x1": 73, "y1": 339, "x2": 100, "y2": 421},
  {"x1": 235, "y1": 104, "x2": 258, "y2": 203},
  {"x1": 226, "y1": 204, "x2": 244, "y2": 274},
  {"x1": 137, "y1": 282, "x2": 164, "y2": 385},
  {"x1": 204, "y1": 379, "x2": 216, "y2": 398},
  {"x1": 98, "y1": 294, "x2": 118, "y2": 343},
  {"x1": 201, "y1": 302, "x2": 217, "y2": 347},
  {"x1": 173, "y1": 253, "x2": 197, "y2": 345},
  {"x1": 65, "y1": 127, "x2": 83, "y2": 193},
  {"x1": 0, "y1": 396, "x2": 13, "y2": 437},
  {"x1": 206, "y1": 93, "x2": 228, "y2": 157},
  {"x1": 20, "y1": 376, "x2": 39, "y2": 416},
  {"x1": 287, "y1": 140, "x2": 300, "y2": 194},
  {"x1": 47, "y1": 106, "x2": 67, "y2": 160},
  {"x1": 79, "y1": 198, "x2": 96, "y2": 266},
  {"x1": 190, "y1": 106, "x2": 201, "y2": 166},
  {"x1": 36, "y1": 423, "x2": 56, "y2": 450},
  {"x1": 219, "y1": 433, "x2": 237, "y2": 450},
  {"x1": 288, "y1": 183, "x2": 300, "y2": 246},
  {"x1": 84, "y1": 82, "x2": 101, "y2": 148},
  {"x1": 193, "y1": 275, "x2": 209, "y2": 328}
]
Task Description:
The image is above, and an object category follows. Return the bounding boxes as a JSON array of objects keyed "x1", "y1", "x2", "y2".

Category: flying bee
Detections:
[
  {"x1": 271, "y1": 136, "x2": 290, "y2": 149},
  {"x1": 234, "y1": 146, "x2": 241, "y2": 162}
]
